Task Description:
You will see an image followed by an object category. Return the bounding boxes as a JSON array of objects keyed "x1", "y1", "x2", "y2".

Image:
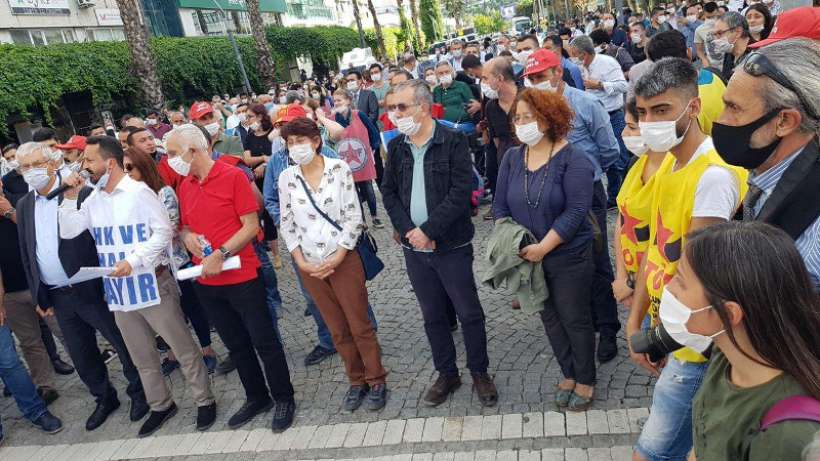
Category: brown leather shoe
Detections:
[
  {"x1": 472, "y1": 373, "x2": 498, "y2": 407},
  {"x1": 424, "y1": 374, "x2": 461, "y2": 407}
]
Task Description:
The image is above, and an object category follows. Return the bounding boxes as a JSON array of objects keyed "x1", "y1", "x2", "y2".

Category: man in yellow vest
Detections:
[{"x1": 627, "y1": 57, "x2": 748, "y2": 461}]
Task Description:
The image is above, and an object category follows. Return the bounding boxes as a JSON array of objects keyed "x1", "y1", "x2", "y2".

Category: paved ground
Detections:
[{"x1": 0, "y1": 204, "x2": 656, "y2": 459}]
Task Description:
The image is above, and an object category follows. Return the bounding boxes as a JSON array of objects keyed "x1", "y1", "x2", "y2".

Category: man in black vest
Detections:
[
  {"x1": 14, "y1": 142, "x2": 149, "y2": 431},
  {"x1": 713, "y1": 38, "x2": 820, "y2": 290}
]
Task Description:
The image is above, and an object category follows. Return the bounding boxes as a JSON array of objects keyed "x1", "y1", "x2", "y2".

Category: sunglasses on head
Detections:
[{"x1": 741, "y1": 52, "x2": 818, "y2": 121}]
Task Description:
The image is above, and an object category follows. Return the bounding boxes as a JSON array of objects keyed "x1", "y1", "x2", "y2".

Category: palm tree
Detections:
[
  {"x1": 114, "y1": 0, "x2": 163, "y2": 109},
  {"x1": 366, "y1": 0, "x2": 388, "y2": 58},
  {"x1": 408, "y1": 0, "x2": 423, "y2": 50},
  {"x1": 246, "y1": 0, "x2": 276, "y2": 90},
  {"x1": 351, "y1": 0, "x2": 367, "y2": 48},
  {"x1": 441, "y1": 0, "x2": 463, "y2": 31}
]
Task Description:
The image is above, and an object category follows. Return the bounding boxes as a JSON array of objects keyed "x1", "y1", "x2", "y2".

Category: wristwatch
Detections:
[
  {"x1": 218, "y1": 246, "x2": 231, "y2": 259},
  {"x1": 3, "y1": 208, "x2": 15, "y2": 219}
]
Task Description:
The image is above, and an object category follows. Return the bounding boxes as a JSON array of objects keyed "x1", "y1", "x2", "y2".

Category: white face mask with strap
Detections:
[{"x1": 658, "y1": 287, "x2": 725, "y2": 353}]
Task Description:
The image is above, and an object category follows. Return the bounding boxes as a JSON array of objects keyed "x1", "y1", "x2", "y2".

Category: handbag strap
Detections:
[
  {"x1": 760, "y1": 395, "x2": 820, "y2": 431},
  {"x1": 296, "y1": 175, "x2": 343, "y2": 232}
]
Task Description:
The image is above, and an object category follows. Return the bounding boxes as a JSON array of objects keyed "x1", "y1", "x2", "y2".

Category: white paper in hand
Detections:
[
  {"x1": 176, "y1": 256, "x2": 242, "y2": 281},
  {"x1": 55, "y1": 267, "x2": 113, "y2": 288}
]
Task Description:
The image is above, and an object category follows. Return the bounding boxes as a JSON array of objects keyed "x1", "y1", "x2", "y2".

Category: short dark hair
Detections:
[
  {"x1": 647, "y1": 30, "x2": 688, "y2": 61},
  {"x1": 86, "y1": 135, "x2": 124, "y2": 168},
  {"x1": 2, "y1": 143, "x2": 18, "y2": 154},
  {"x1": 703, "y1": 1, "x2": 718, "y2": 12},
  {"x1": 461, "y1": 54, "x2": 482, "y2": 71},
  {"x1": 652, "y1": 6, "x2": 664, "y2": 15},
  {"x1": 125, "y1": 127, "x2": 149, "y2": 146},
  {"x1": 88, "y1": 124, "x2": 103, "y2": 134},
  {"x1": 589, "y1": 29, "x2": 612, "y2": 45},
  {"x1": 369, "y1": 63, "x2": 383, "y2": 72},
  {"x1": 393, "y1": 69, "x2": 414, "y2": 81},
  {"x1": 122, "y1": 126, "x2": 141, "y2": 137},
  {"x1": 518, "y1": 34, "x2": 539, "y2": 48},
  {"x1": 625, "y1": 97, "x2": 639, "y2": 120},
  {"x1": 32, "y1": 127, "x2": 56, "y2": 143},
  {"x1": 630, "y1": 21, "x2": 646, "y2": 30},
  {"x1": 280, "y1": 117, "x2": 323, "y2": 153},
  {"x1": 558, "y1": 27, "x2": 572, "y2": 37},
  {"x1": 348, "y1": 70, "x2": 363, "y2": 80},
  {"x1": 635, "y1": 57, "x2": 699, "y2": 100}
]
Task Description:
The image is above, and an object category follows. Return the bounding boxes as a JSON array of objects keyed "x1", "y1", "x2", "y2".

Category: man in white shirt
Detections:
[
  {"x1": 60, "y1": 136, "x2": 215, "y2": 438},
  {"x1": 569, "y1": 34, "x2": 632, "y2": 208}
]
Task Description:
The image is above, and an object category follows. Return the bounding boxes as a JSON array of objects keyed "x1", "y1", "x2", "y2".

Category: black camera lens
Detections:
[{"x1": 629, "y1": 323, "x2": 685, "y2": 363}]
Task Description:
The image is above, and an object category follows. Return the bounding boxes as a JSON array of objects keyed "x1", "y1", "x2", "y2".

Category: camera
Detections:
[{"x1": 629, "y1": 323, "x2": 684, "y2": 363}]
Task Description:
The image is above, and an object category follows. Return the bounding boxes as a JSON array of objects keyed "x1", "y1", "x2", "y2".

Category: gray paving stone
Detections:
[
  {"x1": 565, "y1": 448, "x2": 588, "y2": 461},
  {"x1": 586, "y1": 410, "x2": 609, "y2": 434},
  {"x1": 606, "y1": 410, "x2": 630, "y2": 434},
  {"x1": 496, "y1": 450, "x2": 517, "y2": 461},
  {"x1": 542, "y1": 448, "x2": 564, "y2": 461},
  {"x1": 627, "y1": 408, "x2": 649, "y2": 433},
  {"x1": 610, "y1": 446, "x2": 633, "y2": 461},
  {"x1": 461, "y1": 415, "x2": 483, "y2": 441},
  {"x1": 481, "y1": 415, "x2": 502, "y2": 440},
  {"x1": 565, "y1": 411, "x2": 587, "y2": 436},
  {"x1": 403, "y1": 418, "x2": 424, "y2": 443},
  {"x1": 433, "y1": 452, "x2": 456, "y2": 461},
  {"x1": 239, "y1": 429, "x2": 268, "y2": 452},
  {"x1": 326, "y1": 423, "x2": 351, "y2": 448},
  {"x1": 475, "y1": 449, "x2": 497, "y2": 461},
  {"x1": 501, "y1": 413, "x2": 522, "y2": 440},
  {"x1": 422, "y1": 416, "x2": 444, "y2": 442},
  {"x1": 522, "y1": 412, "x2": 543, "y2": 438},
  {"x1": 364, "y1": 420, "x2": 387, "y2": 446},
  {"x1": 443, "y1": 417, "x2": 463, "y2": 441},
  {"x1": 544, "y1": 412, "x2": 566, "y2": 437},
  {"x1": 382, "y1": 419, "x2": 406, "y2": 445},
  {"x1": 344, "y1": 422, "x2": 369, "y2": 448},
  {"x1": 587, "y1": 448, "x2": 612, "y2": 461}
]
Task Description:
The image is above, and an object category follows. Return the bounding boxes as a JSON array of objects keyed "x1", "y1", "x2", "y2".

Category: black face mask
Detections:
[{"x1": 712, "y1": 108, "x2": 782, "y2": 170}]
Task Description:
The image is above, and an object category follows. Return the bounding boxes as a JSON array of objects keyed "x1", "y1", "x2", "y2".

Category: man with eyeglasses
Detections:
[
  {"x1": 713, "y1": 37, "x2": 820, "y2": 291},
  {"x1": 381, "y1": 79, "x2": 498, "y2": 409}
]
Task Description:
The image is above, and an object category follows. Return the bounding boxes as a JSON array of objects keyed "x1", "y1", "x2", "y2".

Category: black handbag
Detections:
[{"x1": 296, "y1": 176, "x2": 384, "y2": 280}]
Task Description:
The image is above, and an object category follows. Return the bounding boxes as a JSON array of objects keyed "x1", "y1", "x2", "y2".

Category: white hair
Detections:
[
  {"x1": 16, "y1": 141, "x2": 59, "y2": 164},
  {"x1": 168, "y1": 124, "x2": 209, "y2": 153}
]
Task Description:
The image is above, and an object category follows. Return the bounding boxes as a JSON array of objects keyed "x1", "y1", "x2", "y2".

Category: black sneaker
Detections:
[
  {"x1": 32, "y1": 411, "x2": 63, "y2": 434},
  {"x1": 343, "y1": 384, "x2": 369, "y2": 412},
  {"x1": 155, "y1": 336, "x2": 170, "y2": 353},
  {"x1": 365, "y1": 384, "x2": 387, "y2": 411},
  {"x1": 51, "y1": 358, "x2": 74, "y2": 375},
  {"x1": 597, "y1": 335, "x2": 618, "y2": 363},
  {"x1": 160, "y1": 358, "x2": 180, "y2": 377},
  {"x1": 196, "y1": 403, "x2": 217, "y2": 431},
  {"x1": 228, "y1": 398, "x2": 273, "y2": 430},
  {"x1": 215, "y1": 357, "x2": 236, "y2": 376},
  {"x1": 304, "y1": 345, "x2": 336, "y2": 366},
  {"x1": 86, "y1": 395, "x2": 120, "y2": 431},
  {"x1": 373, "y1": 217, "x2": 385, "y2": 229},
  {"x1": 271, "y1": 400, "x2": 295, "y2": 433},
  {"x1": 100, "y1": 349, "x2": 118, "y2": 364},
  {"x1": 37, "y1": 387, "x2": 59, "y2": 406},
  {"x1": 130, "y1": 398, "x2": 150, "y2": 422},
  {"x1": 138, "y1": 403, "x2": 178, "y2": 438}
]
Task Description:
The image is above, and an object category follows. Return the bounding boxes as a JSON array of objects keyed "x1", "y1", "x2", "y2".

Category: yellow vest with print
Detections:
[
  {"x1": 645, "y1": 146, "x2": 748, "y2": 363},
  {"x1": 616, "y1": 154, "x2": 674, "y2": 276}
]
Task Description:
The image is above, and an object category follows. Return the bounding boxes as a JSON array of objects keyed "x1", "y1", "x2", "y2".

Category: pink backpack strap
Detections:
[{"x1": 760, "y1": 395, "x2": 820, "y2": 431}]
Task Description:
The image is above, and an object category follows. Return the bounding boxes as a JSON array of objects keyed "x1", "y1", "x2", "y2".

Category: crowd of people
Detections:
[{"x1": 0, "y1": 2, "x2": 818, "y2": 460}]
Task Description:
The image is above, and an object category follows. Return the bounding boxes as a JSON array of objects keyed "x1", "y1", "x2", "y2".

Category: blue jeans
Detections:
[
  {"x1": 289, "y1": 258, "x2": 377, "y2": 351},
  {"x1": 635, "y1": 357, "x2": 708, "y2": 461},
  {"x1": 0, "y1": 325, "x2": 47, "y2": 427},
  {"x1": 253, "y1": 241, "x2": 283, "y2": 340},
  {"x1": 606, "y1": 109, "x2": 633, "y2": 205}
]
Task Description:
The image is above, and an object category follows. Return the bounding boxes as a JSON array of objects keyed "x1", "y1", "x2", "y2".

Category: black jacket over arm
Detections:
[
  {"x1": 356, "y1": 89, "x2": 380, "y2": 125},
  {"x1": 17, "y1": 186, "x2": 104, "y2": 309},
  {"x1": 381, "y1": 122, "x2": 475, "y2": 252}
]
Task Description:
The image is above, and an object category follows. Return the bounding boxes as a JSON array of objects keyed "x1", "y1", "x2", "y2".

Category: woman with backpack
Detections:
[{"x1": 665, "y1": 221, "x2": 820, "y2": 460}]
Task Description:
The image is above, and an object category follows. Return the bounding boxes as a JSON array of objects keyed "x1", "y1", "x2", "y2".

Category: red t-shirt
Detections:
[
  {"x1": 178, "y1": 161, "x2": 261, "y2": 286},
  {"x1": 157, "y1": 156, "x2": 183, "y2": 190}
]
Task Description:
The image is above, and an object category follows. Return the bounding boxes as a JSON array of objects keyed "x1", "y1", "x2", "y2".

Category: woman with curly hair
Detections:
[{"x1": 492, "y1": 88, "x2": 597, "y2": 411}]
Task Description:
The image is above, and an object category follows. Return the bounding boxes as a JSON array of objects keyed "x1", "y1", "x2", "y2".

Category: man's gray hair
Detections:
[
  {"x1": 753, "y1": 38, "x2": 820, "y2": 134},
  {"x1": 569, "y1": 35, "x2": 596, "y2": 55},
  {"x1": 285, "y1": 90, "x2": 304, "y2": 104},
  {"x1": 16, "y1": 141, "x2": 56, "y2": 164},
  {"x1": 450, "y1": 39, "x2": 464, "y2": 48},
  {"x1": 168, "y1": 124, "x2": 209, "y2": 153},
  {"x1": 634, "y1": 57, "x2": 698, "y2": 100},
  {"x1": 393, "y1": 79, "x2": 434, "y2": 107},
  {"x1": 435, "y1": 60, "x2": 453, "y2": 71},
  {"x1": 721, "y1": 11, "x2": 749, "y2": 37}
]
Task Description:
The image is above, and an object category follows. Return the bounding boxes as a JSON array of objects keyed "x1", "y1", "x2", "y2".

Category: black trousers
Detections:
[
  {"x1": 194, "y1": 278, "x2": 294, "y2": 403},
  {"x1": 403, "y1": 244, "x2": 489, "y2": 376},
  {"x1": 50, "y1": 287, "x2": 145, "y2": 404},
  {"x1": 590, "y1": 180, "x2": 621, "y2": 337},
  {"x1": 178, "y1": 278, "x2": 212, "y2": 348},
  {"x1": 539, "y1": 243, "x2": 596, "y2": 385}
]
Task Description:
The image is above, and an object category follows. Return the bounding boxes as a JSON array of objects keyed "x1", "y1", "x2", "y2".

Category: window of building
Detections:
[
  {"x1": 89, "y1": 28, "x2": 126, "y2": 42},
  {"x1": 8, "y1": 29, "x2": 77, "y2": 46}
]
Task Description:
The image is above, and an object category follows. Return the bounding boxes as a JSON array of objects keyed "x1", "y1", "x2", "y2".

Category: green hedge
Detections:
[{"x1": 0, "y1": 25, "x2": 361, "y2": 133}]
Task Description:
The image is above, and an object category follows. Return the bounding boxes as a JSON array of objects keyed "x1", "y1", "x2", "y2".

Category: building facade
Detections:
[{"x1": 0, "y1": 0, "x2": 126, "y2": 45}]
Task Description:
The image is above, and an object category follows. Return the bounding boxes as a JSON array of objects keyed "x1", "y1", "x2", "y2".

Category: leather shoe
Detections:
[
  {"x1": 130, "y1": 398, "x2": 150, "y2": 422},
  {"x1": 37, "y1": 387, "x2": 59, "y2": 406},
  {"x1": 423, "y1": 374, "x2": 461, "y2": 407},
  {"x1": 51, "y1": 358, "x2": 74, "y2": 375},
  {"x1": 138, "y1": 403, "x2": 177, "y2": 438},
  {"x1": 196, "y1": 403, "x2": 217, "y2": 431},
  {"x1": 32, "y1": 411, "x2": 63, "y2": 434},
  {"x1": 597, "y1": 335, "x2": 617, "y2": 363},
  {"x1": 472, "y1": 373, "x2": 498, "y2": 407},
  {"x1": 228, "y1": 398, "x2": 273, "y2": 429},
  {"x1": 86, "y1": 396, "x2": 120, "y2": 431},
  {"x1": 271, "y1": 399, "x2": 296, "y2": 433}
]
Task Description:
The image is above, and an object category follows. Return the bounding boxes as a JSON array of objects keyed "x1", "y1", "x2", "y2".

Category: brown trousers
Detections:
[
  {"x1": 4, "y1": 290, "x2": 59, "y2": 390},
  {"x1": 300, "y1": 250, "x2": 386, "y2": 386}
]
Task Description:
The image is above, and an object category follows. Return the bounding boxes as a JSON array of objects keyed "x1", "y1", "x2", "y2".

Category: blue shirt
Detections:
[
  {"x1": 562, "y1": 57, "x2": 586, "y2": 91},
  {"x1": 34, "y1": 180, "x2": 71, "y2": 287},
  {"x1": 749, "y1": 148, "x2": 820, "y2": 290},
  {"x1": 682, "y1": 20, "x2": 702, "y2": 62},
  {"x1": 263, "y1": 145, "x2": 339, "y2": 226},
  {"x1": 562, "y1": 85, "x2": 621, "y2": 182},
  {"x1": 409, "y1": 124, "x2": 436, "y2": 227}
]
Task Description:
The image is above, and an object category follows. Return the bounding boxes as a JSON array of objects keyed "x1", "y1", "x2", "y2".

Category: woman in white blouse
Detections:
[{"x1": 277, "y1": 118, "x2": 387, "y2": 412}]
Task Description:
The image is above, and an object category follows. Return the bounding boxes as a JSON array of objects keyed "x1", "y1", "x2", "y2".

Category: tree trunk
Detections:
[
  {"x1": 366, "y1": 0, "x2": 387, "y2": 58},
  {"x1": 351, "y1": 0, "x2": 367, "y2": 48},
  {"x1": 408, "y1": 0, "x2": 422, "y2": 48},
  {"x1": 454, "y1": 15, "x2": 462, "y2": 31},
  {"x1": 115, "y1": 0, "x2": 163, "y2": 109},
  {"x1": 395, "y1": 0, "x2": 411, "y2": 51},
  {"x1": 246, "y1": 0, "x2": 276, "y2": 90}
]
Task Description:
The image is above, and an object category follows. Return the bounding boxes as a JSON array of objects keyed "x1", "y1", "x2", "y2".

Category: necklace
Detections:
[{"x1": 523, "y1": 142, "x2": 556, "y2": 209}]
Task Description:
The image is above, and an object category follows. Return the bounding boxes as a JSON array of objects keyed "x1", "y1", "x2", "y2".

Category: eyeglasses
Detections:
[
  {"x1": 710, "y1": 28, "x2": 730, "y2": 38},
  {"x1": 17, "y1": 158, "x2": 49, "y2": 174},
  {"x1": 741, "y1": 52, "x2": 818, "y2": 120},
  {"x1": 385, "y1": 103, "x2": 419, "y2": 113},
  {"x1": 124, "y1": 164, "x2": 134, "y2": 172}
]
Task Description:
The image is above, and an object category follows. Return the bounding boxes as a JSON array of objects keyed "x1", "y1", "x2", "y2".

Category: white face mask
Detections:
[
  {"x1": 237, "y1": 114, "x2": 247, "y2": 123},
  {"x1": 658, "y1": 287, "x2": 724, "y2": 353},
  {"x1": 631, "y1": 32, "x2": 643, "y2": 44},
  {"x1": 168, "y1": 154, "x2": 192, "y2": 176},
  {"x1": 497, "y1": 44, "x2": 507, "y2": 52},
  {"x1": 525, "y1": 78, "x2": 557, "y2": 92},
  {"x1": 481, "y1": 83, "x2": 499, "y2": 99},
  {"x1": 705, "y1": 17, "x2": 717, "y2": 25},
  {"x1": 311, "y1": 92, "x2": 321, "y2": 99},
  {"x1": 638, "y1": 102, "x2": 692, "y2": 152},
  {"x1": 249, "y1": 122, "x2": 261, "y2": 131},
  {"x1": 622, "y1": 135, "x2": 650, "y2": 156},
  {"x1": 23, "y1": 167, "x2": 52, "y2": 191},
  {"x1": 289, "y1": 143, "x2": 316, "y2": 165},
  {"x1": 396, "y1": 112, "x2": 421, "y2": 136},
  {"x1": 387, "y1": 110, "x2": 398, "y2": 126},
  {"x1": 604, "y1": 19, "x2": 616, "y2": 28},
  {"x1": 749, "y1": 24, "x2": 764, "y2": 35},
  {"x1": 515, "y1": 121, "x2": 544, "y2": 146},
  {"x1": 204, "y1": 122, "x2": 220, "y2": 137},
  {"x1": 711, "y1": 37, "x2": 734, "y2": 54},
  {"x1": 451, "y1": 50, "x2": 463, "y2": 58},
  {"x1": 515, "y1": 49, "x2": 533, "y2": 64},
  {"x1": 439, "y1": 74, "x2": 453, "y2": 86},
  {"x1": 145, "y1": 118, "x2": 158, "y2": 126},
  {"x1": 686, "y1": 14, "x2": 698, "y2": 22},
  {"x1": 658, "y1": 14, "x2": 668, "y2": 23},
  {"x1": 370, "y1": 72, "x2": 382, "y2": 82},
  {"x1": 346, "y1": 81, "x2": 359, "y2": 92},
  {"x1": 426, "y1": 75, "x2": 438, "y2": 85}
]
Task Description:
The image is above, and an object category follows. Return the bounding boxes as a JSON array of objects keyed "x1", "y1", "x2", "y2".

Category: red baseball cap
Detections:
[
  {"x1": 274, "y1": 104, "x2": 307, "y2": 125},
  {"x1": 188, "y1": 102, "x2": 214, "y2": 121},
  {"x1": 749, "y1": 6, "x2": 820, "y2": 49},
  {"x1": 55, "y1": 135, "x2": 86, "y2": 151},
  {"x1": 523, "y1": 49, "x2": 562, "y2": 77}
]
